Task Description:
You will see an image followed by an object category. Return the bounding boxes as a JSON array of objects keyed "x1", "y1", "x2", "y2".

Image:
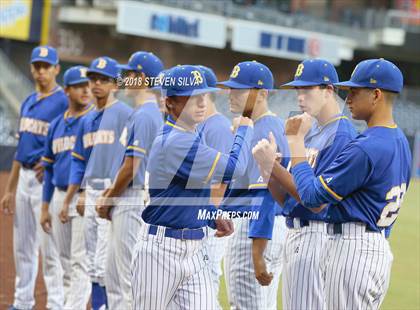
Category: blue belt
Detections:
[{"x1": 148, "y1": 225, "x2": 206, "y2": 240}]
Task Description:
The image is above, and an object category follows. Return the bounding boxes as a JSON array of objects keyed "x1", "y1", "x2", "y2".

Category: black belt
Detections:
[
  {"x1": 326, "y1": 223, "x2": 383, "y2": 235},
  {"x1": 56, "y1": 186, "x2": 68, "y2": 192},
  {"x1": 148, "y1": 225, "x2": 206, "y2": 240},
  {"x1": 286, "y1": 217, "x2": 309, "y2": 229}
]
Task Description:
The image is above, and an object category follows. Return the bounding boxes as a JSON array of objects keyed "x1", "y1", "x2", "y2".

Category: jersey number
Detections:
[{"x1": 377, "y1": 183, "x2": 407, "y2": 227}]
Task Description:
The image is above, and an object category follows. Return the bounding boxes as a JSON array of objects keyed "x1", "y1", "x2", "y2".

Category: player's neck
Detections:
[
  {"x1": 316, "y1": 100, "x2": 341, "y2": 126},
  {"x1": 249, "y1": 103, "x2": 268, "y2": 121},
  {"x1": 37, "y1": 80, "x2": 57, "y2": 94},
  {"x1": 367, "y1": 106, "x2": 395, "y2": 128},
  {"x1": 134, "y1": 89, "x2": 155, "y2": 107},
  {"x1": 172, "y1": 116, "x2": 196, "y2": 132},
  {"x1": 95, "y1": 93, "x2": 114, "y2": 110},
  {"x1": 205, "y1": 102, "x2": 217, "y2": 119},
  {"x1": 67, "y1": 102, "x2": 87, "y2": 117}
]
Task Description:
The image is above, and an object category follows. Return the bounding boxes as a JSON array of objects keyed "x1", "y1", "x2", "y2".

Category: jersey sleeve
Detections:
[
  {"x1": 204, "y1": 122, "x2": 234, "y2": 154},
  {"x1": 69, "y1": 121, "x2": 86, "y2": 185},
  {"x1": 41, "y1": 124, "x2": 55, "y2": 168},
  {"x1": 291, "y1": 143, "x2": 372, "y2": 208},
  {"x1": 166, "y1": 126, "x2": 253, "y2": 184},
  {"x1": 41, "y1": 125, "x2": 56, "y2": 203},
  {"x1": 315, "y1": 133, "x2": 353, "y2": 173},
  {"x1": 248, "y1": 189, "x2": 276, "y2": 239},
  {"x1": 125, "y1": 114, "x2": 156, "y2": 159}
]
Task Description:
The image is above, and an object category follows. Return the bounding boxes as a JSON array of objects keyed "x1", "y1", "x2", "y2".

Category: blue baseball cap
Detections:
[
  {"x1": 63, "y1": 66, "x2": 89, "y2": 86},
  {"x1": 334, "y1": 58, "x2": 403, "y2": 93},
  {"x1": 196, "y1": 65, "x2": 217, "y2": 87},
  {"x1": 87, "y1": 56, "x2": 120, "y2": 79},
  {"x1": 30, "y1": 46, "x2": 59, "y2": 65},
  {"x1": 280, "y1": 59, "x2": 338, "y2": 89},
  {"x1": 119, "y1": 51, "x2": 164, "y2": 79},
  {"x1": 162, "y1": 65, "x2": 219, "y2": 97},
  {"x1": 218, "y1": 61, "x2": 274, "y2": 89}
]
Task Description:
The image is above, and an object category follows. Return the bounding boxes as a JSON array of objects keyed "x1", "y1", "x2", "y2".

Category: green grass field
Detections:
[{"x1": 218, "y1": 180, "x2": 420, "y2": 310}]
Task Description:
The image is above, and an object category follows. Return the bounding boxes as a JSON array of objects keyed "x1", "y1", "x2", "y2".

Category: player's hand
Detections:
[
  {"x1": 96, "y1": 196, "x2": 113, "y2": 220},
  {"x1": 238, "y1": 116, "x2": 253, "y2": 128},
  {"x1": 252, "y1": 132, "x2": 278, "y2": 175},
  {"x1": 40, "y1": 209, "x2": 52, "y2": 233},
  {"x1": 1, "y1": 191, "x2": 15, "y2": 215},
  {"x1": 214, "y1": 217, "x2": 234, "y2": 237},
  {"x1": 253, "y1": 253, "x2": 273, "y2": 286},
  {"x1": 59, "y1": 203, "x2": 70, "y2": 224},
  {"x1": 34, "y1": 162, "x2": 44, "y2": 183},
  {"x1": 285, "y1": 113, "x2": 312, "y2": 138},
  {"x1": 76, "y1": 196, "x2": 85, "y2": 217},
  {"x1": 231, "y1": 117, "x2": 241, "y2": 133}
]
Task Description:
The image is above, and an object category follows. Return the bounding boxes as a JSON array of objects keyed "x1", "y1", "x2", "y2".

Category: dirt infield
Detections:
[{"x1": 0, "y1": 172, "x2": 47, "y2": 310}]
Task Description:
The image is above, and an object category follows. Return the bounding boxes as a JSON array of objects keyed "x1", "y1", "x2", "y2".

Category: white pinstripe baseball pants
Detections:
[
  {"x1": 13, "y1": 168, "x2": 63, "y2": 310},
  {"x1": 131, "y1": 222, "x2": 216, "y2": 310},
  {"x1": 206, "y1": 229, "x2": 228, "y2": 310},
  {"x1": 105, "y1": 188, "x2": 144, "y2": 310},
  {"x1": 282, "y1": 220, "x2": 329, "y2": 310},
  {"x1": 50, "y1": 189, "x2": 91, "y2": 310},
  {"x1": 224, "y1": 216, "x2": 286, "y2": 310},
  {"x1": 85, "y1": 187, "x2": 110, "y2": 286},
  {"x1": 324, "y1": 223, "x2": 393, "y2": 310}
]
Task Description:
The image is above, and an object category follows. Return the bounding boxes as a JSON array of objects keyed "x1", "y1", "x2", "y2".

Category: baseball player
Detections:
[
  {"x1": 131, "y1": 65, "x2": 254, "y2": 309},
  {"x1": 262, "y1": 59, "x2": 411, "y2": 309},
  {"x1": 63, "y1": 56, "x2": 133, "y2": 310},
  {"x1": 40, "y1": 66, "x2": 93, "y2": 310},
  {"x1": 1, "y1": 46, "x2": 68, "y2": 310},
  {"x1": 95, "y1": 51, "x2": 164, "y2": 309},
  {"x1": 252, "y1": 59, "x2": 357, "y2": 309},
  {"x1": 195, "y1": 65, "x2": 234, "y2": 308},
  {"x1": 218, "y1": 61, "x2": 288, "y2": 310}
]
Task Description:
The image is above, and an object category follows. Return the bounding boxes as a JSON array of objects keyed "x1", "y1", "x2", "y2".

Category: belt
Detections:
[
  {"x1": 56, "y1": 186, "x2": 68, "y2": 192},
  {"x1": 286, "y1": 217, "x2": 309, "y2": 229},
  {"x1": 148, "y1": 225, "x2": 206, "y2": 240},
  {"x1": 326, "y1": 223, "x2": 384, "y2": 235}
]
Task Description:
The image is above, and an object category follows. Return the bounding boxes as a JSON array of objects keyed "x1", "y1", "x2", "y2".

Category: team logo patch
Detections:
[
  {"x1": 230, "y1": 65, "x2": 240, "y2": 78},
  {"x1": 96, "y1": 58, "x2": 107, "y2": 69},
  {"x1": 39, "y1": 47, "x2": 48, "y2": 57}
]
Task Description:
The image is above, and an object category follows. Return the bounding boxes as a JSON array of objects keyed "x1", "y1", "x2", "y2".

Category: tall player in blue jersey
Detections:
[
  {"x1": 195, "y1": 65, "x2": 234, "y2": 309},
  {"x1": 95, "y1": 51, "x2": 164, "y2": 310},
  {"x1": 218, "y1": 61, "x2": 289, "y2": 310},
  {"x1": 131, "y1": 65, "x2": 254, "y2": 309},
  {"x1": 1, "y1": 46, "x2": 68, "y2": 310},
  {"x1": 63, "y1": 56, "x2": 133, "y2": 310},
  {"x1": 252, "y1": 59, "x2": 357, "y2": 309},
  {"x1": 262, "y1": 59, "x2": 411, "y2": 309},
  {"x1": 40, "y1": 66, "x2": 93, "y2": 309}
]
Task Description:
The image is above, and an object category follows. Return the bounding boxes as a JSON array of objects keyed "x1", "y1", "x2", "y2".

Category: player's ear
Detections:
[{"x1": 54, "y1": 64, "x2": 61, "y2": 76}]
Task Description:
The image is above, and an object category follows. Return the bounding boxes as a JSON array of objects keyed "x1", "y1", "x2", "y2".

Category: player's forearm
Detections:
[
  {"x1": 5, "y1": 160, "x2": 21, "y2": 193},
  {"x1": 269, "y1": 162, "x2": 300, "y2": 202},
  {"x1": 252, "y1": 238, "x2": 268, "y2": 259},
  {"x1": 64, "y1": 184, "x2": 81, "y2": 204},
  {"x1": 105, "y1": 157, "x2": 140, "y2": 198},
  {"x1": 288, "y1": 138, "x2": 307, "y2": 167},
  {"x1": 210, "y1": 183, "x2": 228, "y2": 207},
  {"x1": 292, "y1": 162, "x2": 335, "y2": 210},
  {"x1": 267, "y1": 178, "x2": 287, "y2": 205}
]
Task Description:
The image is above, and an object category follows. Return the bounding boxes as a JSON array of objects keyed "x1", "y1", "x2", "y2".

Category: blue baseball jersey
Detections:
[
  {"x1": 142, "y1": 116, "x2": 254, "y2": 229},
  {"x1": 69, "y1": 100, "x2": 133, "y2": 186},
  {"x1": 124, "y1": 101, "x2": 163, "y2": 188},
  {"x1": 292, "y1": 126, "x2": 412, "y2": 232},
  {"x1": 282, "y1": 116, "x2": 357, "y2": 220},
  {"x1": 15, "y1": 87, "x2": 68, "y2": 165},
  {"x1": 197, "y1": 113, "x2": 234, "y2": 154},
  {"x1": 41, "y1": 105, "x2": 93, "y2": 203},
  {"x1": 218, "y1": 113, "x2": 289, "y2": 240}
]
